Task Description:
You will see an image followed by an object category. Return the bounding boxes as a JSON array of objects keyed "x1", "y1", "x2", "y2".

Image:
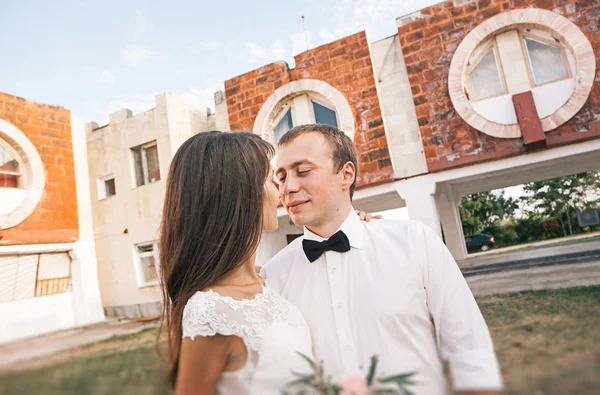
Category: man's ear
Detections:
[{"x1": 340, "y1": 161, "x2": 356, "y2": 192}]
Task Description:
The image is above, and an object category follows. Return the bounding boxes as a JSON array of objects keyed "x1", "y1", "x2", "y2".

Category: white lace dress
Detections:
[{"x1": 182, "y1": 282, "x2": 314, "y2": 394}]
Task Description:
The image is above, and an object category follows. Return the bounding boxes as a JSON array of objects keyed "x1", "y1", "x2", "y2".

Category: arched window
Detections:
[
  {"x1": 0, "y1": 118, "x2": 45, "y2": 228},
  {"x1": 0, "y1": 141, "x2": 20, "y2": 188},
  {"x1": 270, "y1": 93, "x2": 339, "y2": 146}
]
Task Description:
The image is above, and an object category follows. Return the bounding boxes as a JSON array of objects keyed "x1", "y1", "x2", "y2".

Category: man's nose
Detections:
[{"x1": 281, "y1": 175, "x2": 300, "y2": 195}]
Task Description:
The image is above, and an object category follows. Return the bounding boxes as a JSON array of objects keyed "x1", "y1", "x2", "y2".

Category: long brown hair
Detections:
[{"x1": 158, "y1": 131, "x2": 274, "y2": 386}]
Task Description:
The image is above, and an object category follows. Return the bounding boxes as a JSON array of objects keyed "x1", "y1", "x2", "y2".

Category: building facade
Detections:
[
  {"x1": 224, "y1": 0, "x2": 600, "y2": 265},
  {"x1": 0, "y1": 92, "x2": 104, "y2": 343},
  {"x1": 5, "y1": 0, "x2": 594, "y2": 323},
  {"x1": 86, "y1": 93, "x2": 229, "y2": 317}
]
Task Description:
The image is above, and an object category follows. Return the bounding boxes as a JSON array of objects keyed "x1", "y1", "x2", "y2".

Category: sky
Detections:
[{"x1": 0, "y1": 0, "x2": 441, "y2": 125}]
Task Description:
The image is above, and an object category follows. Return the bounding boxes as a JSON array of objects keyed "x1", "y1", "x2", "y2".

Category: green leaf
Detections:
[
  {"x1": 378, "y1": 372, "x2": 416, "y2": 384},
  {"x1": 366, "y1": 354, "x2": 379, "y2": 386},
  {"x1": 377, "y1": 372, "x2": 417, "y2": 395},
  {"x1": 289, "y1": 370, "x2": 315, "y2": 381},
  {"x1": 285, "y1": 376, "x2": 314, "y2": 388},
  {"x1": 296, "y1": 351, "x2": 317, "y2": 371}
]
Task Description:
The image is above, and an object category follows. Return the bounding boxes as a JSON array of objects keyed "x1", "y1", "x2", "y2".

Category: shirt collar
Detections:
[{"x1": 302, "y1": 207, "x2": 364, "y2": 249}]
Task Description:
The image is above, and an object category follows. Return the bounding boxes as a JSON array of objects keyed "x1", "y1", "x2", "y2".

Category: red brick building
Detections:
[
  {"x1": 0, "y1": 92, "x2": 104, "y2": 343},
  {"x1": 224, "y1": 31, "x2": 394, "y2": 187},
  {"x1": 225, "y1": 0, "x2": 599, "y2": 263},
  {"x1": 0, "y1": 92, "x2": 79, "y2": 244},
  {"x1": 397, "y1": 0, "x2": 600, "y2": 172}
]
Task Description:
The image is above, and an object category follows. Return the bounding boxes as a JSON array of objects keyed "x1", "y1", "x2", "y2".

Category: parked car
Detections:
[{"x1": 465, "y1": 234, "x2": 495, "y2": 252}]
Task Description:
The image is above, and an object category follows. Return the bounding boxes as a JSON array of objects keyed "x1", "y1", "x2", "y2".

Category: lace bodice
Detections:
[{"x1": 182, "y1": 282, "x2": 314, "y2": 394}]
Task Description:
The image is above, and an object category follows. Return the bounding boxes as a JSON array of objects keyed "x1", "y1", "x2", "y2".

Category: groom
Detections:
[{"x1": 261, "y1": 124, "x2": 503, "y2": 395}]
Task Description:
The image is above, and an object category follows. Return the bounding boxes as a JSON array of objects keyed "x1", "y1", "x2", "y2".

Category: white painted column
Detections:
[
  {"x1": 436, "y1": 184, "x2": 468, "y2": 260},
  {"x1": 71, "y1": 115, "x2": 106, "y2": 325},
  {"x1": 395, "y1": 178, "x2": 442, "y2": 238}
]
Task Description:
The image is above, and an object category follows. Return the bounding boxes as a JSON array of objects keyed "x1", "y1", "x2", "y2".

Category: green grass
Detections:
[
  {"x1": 0, "y1": 347, "x2": 169, "y2": 395},
  {"x1": 480, "y1": 286, "x2": 600, "y2": 395},
  {"x1": 1, "y1": 286, "x2": 599, "y2": 395}
]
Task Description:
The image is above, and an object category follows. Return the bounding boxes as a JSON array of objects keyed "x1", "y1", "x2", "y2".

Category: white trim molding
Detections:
[
  {"x1": 448, "y1": 8, "x2": 596, "y2": 138},
  {"x1": 253, "y1": 79, "x2": 355, "y2": 141},
  {"x1": 0, "y1": 118, "x2": 45, "y2": 229}
]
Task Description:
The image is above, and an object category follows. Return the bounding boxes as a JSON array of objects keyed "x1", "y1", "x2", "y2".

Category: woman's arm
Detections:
[{"x1": 175, "y1": 334, "x2": 233, "y2": 395}]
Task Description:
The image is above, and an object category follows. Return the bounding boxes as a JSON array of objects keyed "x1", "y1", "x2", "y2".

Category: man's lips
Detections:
[{"x1": 287, "y1": 200, "x2": 309, "y2": 211}]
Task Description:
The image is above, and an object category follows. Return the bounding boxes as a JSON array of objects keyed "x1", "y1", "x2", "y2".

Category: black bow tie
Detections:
[{"x1": 302, "y1": 230, "x2": 351, "y2": 263}]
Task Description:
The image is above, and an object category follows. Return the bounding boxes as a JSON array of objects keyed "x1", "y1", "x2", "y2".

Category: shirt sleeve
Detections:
[{"x1": 418, "y1": 222, "x2": 503, "y2": 391}]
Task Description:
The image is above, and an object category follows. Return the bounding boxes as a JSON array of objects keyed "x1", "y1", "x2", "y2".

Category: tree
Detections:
[
  {"x1": 522, "y1": 171, "x2": 600, "y2": 237},
  {"x1": 459, "y1": 191, "x2": 518, "y2": 236}
]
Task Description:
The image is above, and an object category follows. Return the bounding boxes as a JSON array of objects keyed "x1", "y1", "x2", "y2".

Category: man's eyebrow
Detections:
[{"x1": 276, "y1": 159, "x2": 314, "y2": 174}]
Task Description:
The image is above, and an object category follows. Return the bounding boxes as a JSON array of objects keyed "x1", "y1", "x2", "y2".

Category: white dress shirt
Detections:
[{"x1": 261, "y1": 208, "x2": 503, "y2": 394}]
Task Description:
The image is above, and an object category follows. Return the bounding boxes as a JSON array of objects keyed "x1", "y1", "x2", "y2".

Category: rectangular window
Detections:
[
  {"x1": 135, "y1": 243, "x2": 159, "y2": 286},
  {"x1": 97, "y1": 175, "x2": 116, "y2": 200},
  {"x1": 131, "y1": 141, "x2": 161, "y2": 187},
  {"x1": 105, "y1": 178, "x2": 116, "y2": 197},
  {"x1": 312, "y1": 101, "x2": 339, "y2": 128}
]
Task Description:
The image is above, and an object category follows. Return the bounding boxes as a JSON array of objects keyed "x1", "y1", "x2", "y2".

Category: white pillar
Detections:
[
  {"x1": 436, "y1": 184, "x2": 468, "y2": 260},
  {"x1": 71, "y1": 115, "x2": 106, "y2": 325},
  {"x1": 395, "y1": 178, "x2": 442, "y2": 238}
]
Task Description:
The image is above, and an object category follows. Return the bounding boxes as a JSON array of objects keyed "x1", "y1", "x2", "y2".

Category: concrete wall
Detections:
[
  {"x1": 69, "y1": 114, "x2": 105, "y2": 326},
  {"x1": 0, "y1": 292, "x2": 76, "y2": 343},
  {"x1": 86, "y1": 93, "x2": 221, "y2": 316},
  {"x1": 370, "y1": 35, "x2": 428, "y2": 179}
]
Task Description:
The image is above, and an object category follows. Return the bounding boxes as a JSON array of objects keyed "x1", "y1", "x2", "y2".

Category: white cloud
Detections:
[
  {"x1": 129, "y1": 11, "x2": 152, "y2": 40},
  {"x1": 246, "y1": 40, "x2": 287, "y2": 63},
  {"x1": 96, "y1": 71, "x2": 115, "y2": 85},
  {"x1": 291, "y1": 31, "x2": 314, "y2": 56},
  {"x1": 305, "y1": 0, "x2": 435, "y2": 49},
  {"x1": 271, "y1": 39, "x2": 286, "y2": 59},
  {"x1": 122, "y1": 45, "x2": 155, "y2": 67},
  {"x1": 176, "y1": 84, "x2": 222, "y2": 112},
  {"x1": 319, "y1": 28, "x2": 336, "y2": 43},
  {"x1": 82, "y1": 81, "x2": 224, "y2": 125},
  {"x1": 246, "y1": 43, "x2": 269, "y2": 63}
]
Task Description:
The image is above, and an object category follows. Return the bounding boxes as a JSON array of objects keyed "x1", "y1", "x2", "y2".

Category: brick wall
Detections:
[
  {"x1": 0, "y1": 92, "x2": 79, "y2": 244},
  {"x1": 224, "y1": 32, "x2": 394, "y2": 187},
  {"x1": 398, "y1": 0, "x2": 600, "y2": 172}
]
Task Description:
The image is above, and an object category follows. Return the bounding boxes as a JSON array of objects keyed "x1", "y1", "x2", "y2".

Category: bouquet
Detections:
[{"x1": 285, "y1": 352, "x2": 415, "y2": 395}]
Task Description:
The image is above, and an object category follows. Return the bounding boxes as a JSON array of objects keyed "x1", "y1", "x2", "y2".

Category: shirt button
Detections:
[
  {"x1": 337, "y1": 302, "x2": 343, "y2": 309},
  {"x1": 344, "y1": 345, "x2": 352, "y2": 351},
  {"x1": 331, "y1": 268, "x2": 337, "y2": 274}
]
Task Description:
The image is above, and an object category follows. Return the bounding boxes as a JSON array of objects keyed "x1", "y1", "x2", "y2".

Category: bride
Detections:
[{"x1": 158, "y1": 131, "x2": 313, "y2": 394}]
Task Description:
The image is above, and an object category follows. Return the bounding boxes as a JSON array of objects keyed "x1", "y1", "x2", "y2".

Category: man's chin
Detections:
[{"x1": 287, "y1": 211, "x2": 308, "y2": 227}]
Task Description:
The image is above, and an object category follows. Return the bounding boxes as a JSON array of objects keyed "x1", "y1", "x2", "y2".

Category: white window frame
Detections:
[
  {"x1": 270, "y1": 93, "x2": 339, "y2": 145},
  {"x1": 0, "y1": 139, "x2": 23, "y2": 189},
  {"x1": 96, "y1": 174, "x2": 116, "y2": 200},
  {"x1": 520, "y1": 31, "x2": 572, "y2": 87},
  {"x1": 133, "y1": 242, "x2": 160, "y2": 288},
  {"x1": 310, "y1": 97, "x2": 340, "y2": 127},
  {"x1": 465, "y1": 39, "x2": 507, "y2": 102},
  {"x1": 131, "y1": 141, "x2": 161, "y2": 188}
]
